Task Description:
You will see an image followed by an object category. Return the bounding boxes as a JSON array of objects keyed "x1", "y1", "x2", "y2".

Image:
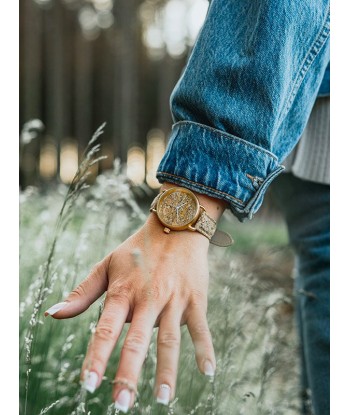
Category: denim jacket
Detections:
[{"x1": 156, "y1": 0, "x2": 330, "y2": 221}]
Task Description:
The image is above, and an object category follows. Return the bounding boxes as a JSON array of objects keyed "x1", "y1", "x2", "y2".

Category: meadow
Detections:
[{"x1": 19, "y1": 133, "x2": 301, "y2": 415}]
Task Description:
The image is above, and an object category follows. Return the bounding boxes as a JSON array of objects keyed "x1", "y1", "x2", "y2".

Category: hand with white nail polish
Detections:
[
  {"x1": 115, "y1": 389, "x2": 132, "y2": 413},
  {"x1": 156, "y1": 384, "x2": 171, "y2": 405},
  {"x1": 82, "y1": 370, "x2": 99, "y2": 393},
  {"x1": 44, "y1": 302, "x2": 67, "y2": 317},
  {"x1": 44, "y1": 183, "x2": 226, "y2": 411}
]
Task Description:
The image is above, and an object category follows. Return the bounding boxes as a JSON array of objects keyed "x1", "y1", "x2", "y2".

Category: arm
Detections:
[
  {"x1": 44, "y1": 1, "x2": 330, "y2": 412},
  {"x1": 45, "y1": 182, "x2": 226, "y2": 411},
  {"x1": 157, "y1": 0, "x2": 330, "y2": 221}
]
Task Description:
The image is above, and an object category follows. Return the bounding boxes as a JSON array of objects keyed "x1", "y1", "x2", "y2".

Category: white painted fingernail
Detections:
[
  {"x1": 82, "y1": 370, "x2": 98, "y2": 393},
  {"x1": 115, "y1": 389, "x2": 131, "y2": 413},
  {"x1": 204, "y1": 360, "x2": 215, "y2": 376},
  {"x1": 156, "y1": 384, "x2": 171, "y2": 405},
  {"x1": 44, "y1": 302, "x2": 68, "y2": 316}
]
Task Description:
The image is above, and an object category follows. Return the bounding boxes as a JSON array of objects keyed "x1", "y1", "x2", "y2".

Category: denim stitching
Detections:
[
  {"x1": 283, "y1": 6, "x2": 330, "y2": 116},
  {"x1": 156, "y1": 171, "x2": 245, "y2": 205},
  {"x1": 172, "y1": 121, "x2": 280, "y2": 161},
  {"x1": 243, "y1": 165, "x2": 286, "y2": 217}
]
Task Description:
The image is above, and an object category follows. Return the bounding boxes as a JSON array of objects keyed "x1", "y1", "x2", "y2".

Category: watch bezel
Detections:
[{"x1": 156, "y1": 187, "x2": 201, "y2": 230}]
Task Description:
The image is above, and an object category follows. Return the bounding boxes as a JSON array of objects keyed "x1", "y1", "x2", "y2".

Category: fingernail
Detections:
[
  {"x1": 82, "y1": 370, "x2": 98, "y2": 393},
  {"x1": 115, "y1": 389, "x2": 131, "y2": 413},
  {"x1": 156, "y1": 384, "x2": 171, "y2": 405},
  {"x1": 204, "y1": 360, "x2": 215, "y2": 377},
  {"x1": 44, "y1": 301, "x2": 68, "y2": 317}
]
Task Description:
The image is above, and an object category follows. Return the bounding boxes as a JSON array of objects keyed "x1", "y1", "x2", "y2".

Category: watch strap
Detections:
[
  {"x1": 149, "y1": 190, "x2": 233, "y2": 247},
  {"x1": 149, "y1": 192, "x2": 162, "y2": 212},
  {"x1": 194, "y1": 210, "x2": 217, "y2": 239},
  {"x1": 209, "y1": 229, "x2": 234, "y2": 247},
  {"x1": 194, "y1": 210, "x2": 233, "y2": 247}
]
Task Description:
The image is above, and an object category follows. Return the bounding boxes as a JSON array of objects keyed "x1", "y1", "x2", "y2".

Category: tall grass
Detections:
[{"x1": 19, "y1": 127, "x2": 300, "y2": 414}]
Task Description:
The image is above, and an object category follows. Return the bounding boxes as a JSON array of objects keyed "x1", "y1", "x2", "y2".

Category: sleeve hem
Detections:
[{"x1": 156, "y1": 121, "x2": 285, "y2": 221}]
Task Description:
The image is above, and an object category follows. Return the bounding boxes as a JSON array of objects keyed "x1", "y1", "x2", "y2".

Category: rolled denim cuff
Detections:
[{"x1": 156, "y1": 121, "x2": 285, "y2": 222}]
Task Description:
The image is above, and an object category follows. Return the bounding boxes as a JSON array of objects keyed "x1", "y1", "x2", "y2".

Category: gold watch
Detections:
[{"x1": 149, "y1": 187, "x2": 233, "y2": 247}]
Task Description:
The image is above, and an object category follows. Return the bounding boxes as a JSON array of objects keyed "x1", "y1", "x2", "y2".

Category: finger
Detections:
[
  {"x1": 153, "y1": 304, "x2": 182, "y2": 406},
  {"x1": 80, "y1": 290, "x2": 130, "y2": 393},
  {"x1": 186, "y1": 301, "x2": 216, "y2": 377},
  {"x1": 44, "y1": 253, "x2": 111, "y2": 319},
  {"x1": 113, "y1": 303, "x2": 158, "y2": 413}
]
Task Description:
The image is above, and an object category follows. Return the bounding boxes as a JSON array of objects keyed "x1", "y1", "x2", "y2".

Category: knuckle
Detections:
[
  {"x1": 189, "y1": 289, "x2": 206, "y2": 305},
  {"x1": 91, "y1": 255, "x2": 109, "y2": 275},
  {"x1": 107, "y1": 285, "x2": 131, "y2": 303},
  {"x1": 122, "y1": 329, "x2": 148, "y2": 354},
  {"x1": 94, "y1": 325, "x2": 116, "y2": 342},
  {"x1": 158, "y1": 331, "x2": 180, "y2": 348},
  {"x1": 192, "y1": 322, "x2": 210, "y2": 337},
  {"x1": 70, "y1": 282, "x2": 88, "y2": 299},
  {"x1": 138, "y1": 285, "x2": 162, "y2": 303}
]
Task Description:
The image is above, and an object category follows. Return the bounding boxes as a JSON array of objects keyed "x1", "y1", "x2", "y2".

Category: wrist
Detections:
[
  {"x1": 144, "y1": 207, "x2": 210, "y2": 248},
  {"x1": 159, "y1": 182, "x2": 228, "y2": 222},
  {"x1": 145, "y1": 182, "x2": 233, "y2": 247}
]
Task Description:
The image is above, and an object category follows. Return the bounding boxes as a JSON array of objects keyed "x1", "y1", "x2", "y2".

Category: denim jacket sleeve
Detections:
[{"x1": 156, "y1": 0, "x2": 330, "y2": 221}]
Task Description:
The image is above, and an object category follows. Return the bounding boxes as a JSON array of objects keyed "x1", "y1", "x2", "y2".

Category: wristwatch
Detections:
[{"x1": 150, "y1": 187, "x2": 233, "y2": 247}]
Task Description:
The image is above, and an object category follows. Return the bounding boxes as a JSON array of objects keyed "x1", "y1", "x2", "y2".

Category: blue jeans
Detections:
[
  {"x1": 272, "y1": 174, "x2": 330, "y2": 415},
  {"x1": 156, "y1": 0, "x2": 330, "y2": 221}
]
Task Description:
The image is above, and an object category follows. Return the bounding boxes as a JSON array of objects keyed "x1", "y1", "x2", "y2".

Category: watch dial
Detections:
[{"x1": 158, "y1": 191, "x2": 198, "y2": 227}]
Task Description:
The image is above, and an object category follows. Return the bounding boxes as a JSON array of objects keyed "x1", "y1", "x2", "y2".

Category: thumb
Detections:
[{"x1": 44, "y1": 253, "x2": 111, "y2": 319}]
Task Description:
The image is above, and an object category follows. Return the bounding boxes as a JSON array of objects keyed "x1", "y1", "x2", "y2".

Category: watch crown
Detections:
[{"x1": 163, "y1": 227, "x2": 171, "y2": 234}]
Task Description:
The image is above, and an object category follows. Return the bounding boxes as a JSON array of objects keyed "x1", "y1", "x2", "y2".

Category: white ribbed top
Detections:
[{"x1": 283, "y1": 96, "x2": 330, "y2": 185}]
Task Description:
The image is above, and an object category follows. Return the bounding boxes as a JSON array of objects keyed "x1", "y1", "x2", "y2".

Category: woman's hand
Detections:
[{"x1": 44, "y1": 184, "x2": 227, "y2": 412}]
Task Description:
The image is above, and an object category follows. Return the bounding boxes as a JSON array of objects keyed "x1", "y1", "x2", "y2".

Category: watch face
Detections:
[{"x1": 157, "y1": 188, "x2": 200, "y2": 230}]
